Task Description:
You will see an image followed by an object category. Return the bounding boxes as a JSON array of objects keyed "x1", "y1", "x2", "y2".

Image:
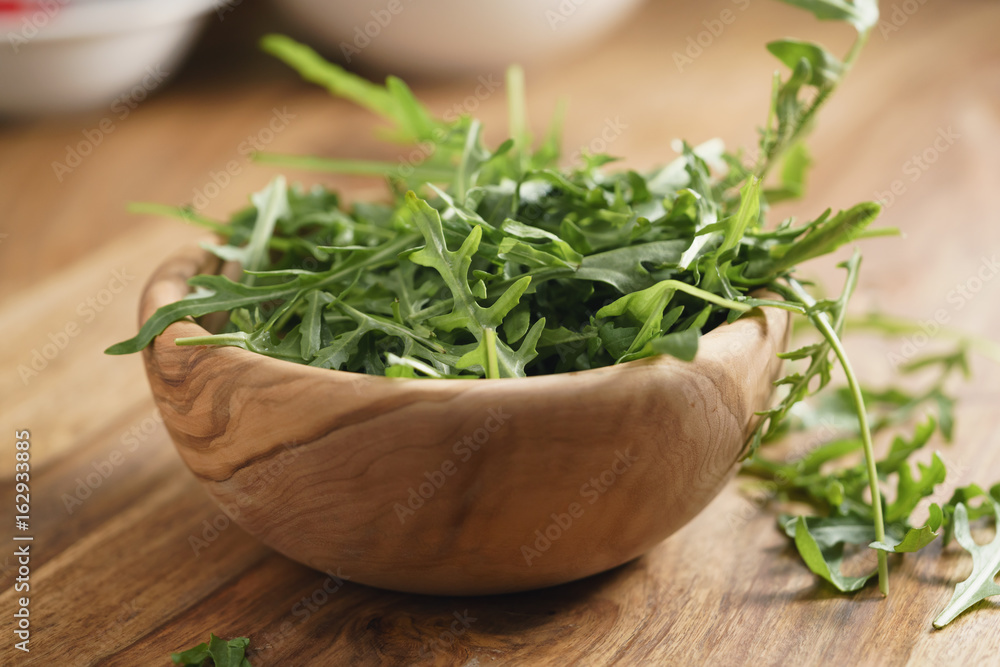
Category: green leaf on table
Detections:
[
  {"x1": 790, "y1": 516, "x2": 877, "y2": 592},
  {"x1": 877, "y1": 418, "x2": 938, "y2": 475},
  {"x1": 941, "y1": 484, "x2": 1000, "y2": 546},
  {"x1": 933, "y1": 500, "x2": 1000, "y2": 628},
  {"x1": 172, "y1": 634, "x2": 252, "y2": 666},
  {"x1": 885, "y1": 452, "x2": 947, "y2": 524},
  {"x1": 871, "y1": 504, "x2": 943, "y2": 554},
  {"x1": 781, "y1": 514, "x2": 878, "y2": 550}
]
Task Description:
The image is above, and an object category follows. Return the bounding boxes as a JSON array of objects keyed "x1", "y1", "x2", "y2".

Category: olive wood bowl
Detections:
[{"x1": 140, "y1": 245, "x2": 789, "y2": 595}]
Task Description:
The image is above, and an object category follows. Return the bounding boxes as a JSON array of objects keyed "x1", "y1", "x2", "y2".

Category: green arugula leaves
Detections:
[
  {"x1": 108, "y1": 3, "x2": 893, "y2": 376},
  {"x1": 172, "y1": 635, "x2": 251, "y2": 667},
  {"x1": 747, "y1": 342, "x2": 1000, "y2": 626}
]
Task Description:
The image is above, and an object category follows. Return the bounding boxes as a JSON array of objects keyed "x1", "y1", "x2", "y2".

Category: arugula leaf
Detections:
[
  {"x1": 763, "y1": 142, "x2": 811, "y2": 204},
  {"x1": 261, "y1": 35, "x2": 431, "y2": 142},
  {"x1": 942, "y1": 485, "x2": 1000, "y2": 546},
  {"x1": 748, "y1": 253, "x2": 861, "y2": 455},
  {"x1": 775, "y1": 0, "x2": 879, "y2": 33},
  {"x1": 172, "y1": 634, "x2": 252, "y2": 666},
  {"x1": 933, "y1": 500, "x2": 1000, "y2": 628},
  {"x1": 791, "y1": 516, "x2": 877, "y2": 592},
  {"x1": 871, "y1": 505, "x2": 943, "y2": 554},
  {"x1": 106, "y1": 230, "x2": 420, "y2": 355},
  {"x1": 746, "y1": 203, "x2": 885, "y2": 280},
  {"x1": 767, "y1": 40, "x2": 843, "y2": 87},
  {"x1": 884, "y1": 452, "x2": 946, "y2": 523},
  {"x1": 406, "y1": 193, "x2": 534, "y2": 378}
]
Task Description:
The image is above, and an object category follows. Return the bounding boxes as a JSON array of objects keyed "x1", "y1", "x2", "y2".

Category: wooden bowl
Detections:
[{"x1": 141, "y1": 245, "x2": 789, "y2": 595}]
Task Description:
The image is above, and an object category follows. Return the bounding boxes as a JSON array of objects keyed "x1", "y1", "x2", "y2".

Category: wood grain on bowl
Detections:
[{"x1": 141, "y1": 245, "x2": 789, "y2": 595}]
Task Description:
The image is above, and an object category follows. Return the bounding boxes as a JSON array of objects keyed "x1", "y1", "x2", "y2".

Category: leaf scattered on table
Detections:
[
  {"x1": 172, "y1": 634, "x2": 252, "y2": 667},
  {"x1": 933, "y1": 500, "x2": 1000, "y2": 628}
]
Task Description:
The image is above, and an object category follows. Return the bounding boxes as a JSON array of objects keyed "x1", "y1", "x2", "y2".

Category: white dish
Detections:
[
  {"x1": 273, "y1": 0, "x2": 647, "y2": 76},
  {"x1": 0, "y1": 0, "x2": 225, "y2": 115}
]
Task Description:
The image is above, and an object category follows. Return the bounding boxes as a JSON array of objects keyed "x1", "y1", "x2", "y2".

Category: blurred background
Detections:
[{"x1": 2, "y1": 0, "x2": 1000, "y2": 664}]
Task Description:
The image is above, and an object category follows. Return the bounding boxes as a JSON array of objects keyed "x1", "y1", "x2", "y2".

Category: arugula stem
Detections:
[
  {"x1": 506, "y1": 65, "x2": 528, "y2": 174},
  {"x1": 455, "y1": 120, "x2": 481, "y2": 206},
  {"x1": 788, "y1": 277, "x2": 889, "y2": 596},
  {"x1": 758, "y1": 28, "x2": 872, "y2": 181},
  {"x1": 746, "y1": 298, "x2": 808, "y2": 316},
  {"x1": 128, "y1": 202, "x2": 295, "y2": 251},
  {"x1": 271, "y1": 297, "x2": 302, "y2": 333},
  {"x1": 658, "y1": 280, "x2": 753, "y2": 313},
  {"x1": 176, "y1": 333, "x2": 247, "y2": 347},
  {"x1": 484, "y1": 328, "x2": 500, "y2": 379},
  {"x1": 255, "y1": 153, "x2": 455, "y2": 182}
]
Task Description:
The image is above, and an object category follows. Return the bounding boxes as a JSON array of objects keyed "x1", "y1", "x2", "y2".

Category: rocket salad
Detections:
[{"x1": 110, "y1": 0, "x2": 1000, "y2": 629}]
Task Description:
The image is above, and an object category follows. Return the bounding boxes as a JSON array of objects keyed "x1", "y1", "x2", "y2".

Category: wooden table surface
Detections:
[{"x1": 2, "y1": 1, "x2": 1000, "y2": 664}]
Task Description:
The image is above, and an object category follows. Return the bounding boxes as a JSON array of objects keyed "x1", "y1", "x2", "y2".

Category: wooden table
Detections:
[{"x1": 2, "y1": 0, "x2": 999, "y2": 664}]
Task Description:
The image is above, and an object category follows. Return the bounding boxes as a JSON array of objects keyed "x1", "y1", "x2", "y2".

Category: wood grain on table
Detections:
[{"x1": 2, "y1": 0, "x2": 999, "y2": 664}]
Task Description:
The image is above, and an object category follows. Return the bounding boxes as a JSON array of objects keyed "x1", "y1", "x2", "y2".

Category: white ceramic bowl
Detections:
[
  {"x1": 273, "y1": 0, "x2": 647, "y2": 75},
  {"x1": 0, "y1": 0, "x2": 224, "y2": 116}
]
